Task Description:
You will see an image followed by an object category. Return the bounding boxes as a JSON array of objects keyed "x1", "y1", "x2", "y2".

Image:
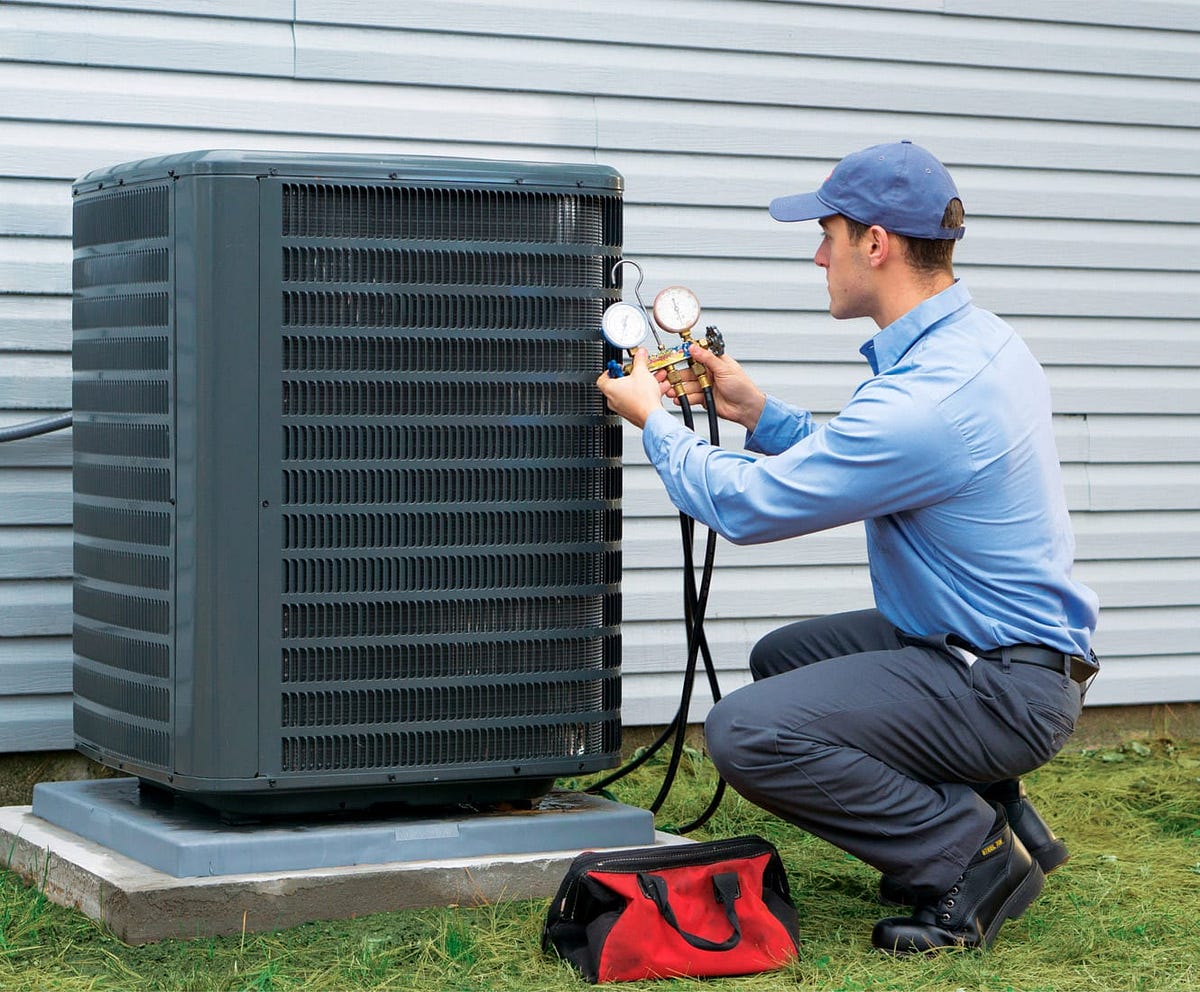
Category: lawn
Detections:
[{"x1": 2, "y1": 737, "x2": 1198, "y2": 991}]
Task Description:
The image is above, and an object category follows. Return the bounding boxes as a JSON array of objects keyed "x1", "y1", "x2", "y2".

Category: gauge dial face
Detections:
[
  {"x1": 601, "y1": 301, "x2": 649, "y2": 350},
  {"x1": 652, "y1": 286, "x2": 701, "y2": 334}
]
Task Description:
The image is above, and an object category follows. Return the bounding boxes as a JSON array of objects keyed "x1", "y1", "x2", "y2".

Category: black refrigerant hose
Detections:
[
  {"x1": 0, "y1": 413, "x2": 72, "y2": 442},
  {"x1": 588, "y1": 382, "x2": 727, "y2": 834},
  {"x1": 650, "y1": 389, "x2": 727, "y2": 834}
]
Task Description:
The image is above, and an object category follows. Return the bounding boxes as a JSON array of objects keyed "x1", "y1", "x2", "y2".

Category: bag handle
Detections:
[{"x1": 637, "y1": 871, "x2": 743, "y2": 952}]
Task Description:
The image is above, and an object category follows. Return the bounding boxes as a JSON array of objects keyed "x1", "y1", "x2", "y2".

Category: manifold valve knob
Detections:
[{"x1": 705, "y1": 325, "x2": 725, "y2": 356}]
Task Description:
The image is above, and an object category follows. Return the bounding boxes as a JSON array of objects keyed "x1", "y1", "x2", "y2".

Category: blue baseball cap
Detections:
[{"x1": 769, "y1": 141, "x2": 965, "y2": 240}]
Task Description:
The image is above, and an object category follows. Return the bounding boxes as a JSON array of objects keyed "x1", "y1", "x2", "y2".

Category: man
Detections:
[{"x1": 596, "y1": 141, "x2": 1099, "y2": 954}]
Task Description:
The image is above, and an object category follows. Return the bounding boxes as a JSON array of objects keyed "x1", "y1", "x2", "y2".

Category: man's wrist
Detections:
[
  {"x1": 628, "y1": 397, "x2": 664, "y2": 430},
  {"x1": 739, "y1": 392, "x2": 768, "y2": 433}
]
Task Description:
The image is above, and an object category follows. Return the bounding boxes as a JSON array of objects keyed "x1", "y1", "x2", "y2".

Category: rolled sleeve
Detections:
[{"x1": 745, "y1": 396, "x2": 815, "y2": 454}]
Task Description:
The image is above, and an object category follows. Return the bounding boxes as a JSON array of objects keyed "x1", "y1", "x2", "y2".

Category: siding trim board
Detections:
[{"x1": 1, "y1": 0, "x2": 1197, "y2": 751}]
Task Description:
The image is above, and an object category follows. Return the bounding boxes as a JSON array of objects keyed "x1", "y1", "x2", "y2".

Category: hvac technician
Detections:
[{"x1": 596, "y1": 141, "x2": 1100, "y2": 955}]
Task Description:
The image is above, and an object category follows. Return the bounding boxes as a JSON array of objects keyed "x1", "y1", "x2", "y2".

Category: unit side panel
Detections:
[
  {"x1": 257, "y1": 180, "x2": 286, "y2": 776},
  {"x1": 171, "y1": 174, "x2": 263, "y2": 780}
]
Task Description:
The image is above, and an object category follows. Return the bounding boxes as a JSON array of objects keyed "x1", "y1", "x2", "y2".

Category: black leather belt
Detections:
[{"x1": 952, "y1": 638, "x2": 1099, "y2": 684}]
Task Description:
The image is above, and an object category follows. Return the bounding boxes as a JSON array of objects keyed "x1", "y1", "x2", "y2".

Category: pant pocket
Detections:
[{"x1": 1025, "y1": 699, "x2": 1077, "y2": 764}]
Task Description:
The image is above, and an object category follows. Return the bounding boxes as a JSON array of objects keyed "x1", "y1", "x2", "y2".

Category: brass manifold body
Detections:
[{"x1": 609, "y1": 325, "x2": 726, "y2": 389}]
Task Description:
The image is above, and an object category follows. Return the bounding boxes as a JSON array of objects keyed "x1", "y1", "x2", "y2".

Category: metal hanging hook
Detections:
[
  {"x1": 610, "y1": 258, "x2": 664, "y2": 349},
  {"x1": 610, "y1": 257, "x2": 644, "y2": 292}
]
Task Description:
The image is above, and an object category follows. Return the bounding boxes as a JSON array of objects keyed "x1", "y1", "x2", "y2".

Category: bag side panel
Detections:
[
  {"x1": 592, "y1": 852, "x2": 798, "y2": 981},
  {"x1": 545, "y1": 871, "x2": 630, "y2": 982}
]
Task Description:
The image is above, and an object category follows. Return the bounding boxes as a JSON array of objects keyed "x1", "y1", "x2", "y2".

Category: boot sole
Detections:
[{"x1": 980, "y1": 861, "x2": 1045, "y2": 949}]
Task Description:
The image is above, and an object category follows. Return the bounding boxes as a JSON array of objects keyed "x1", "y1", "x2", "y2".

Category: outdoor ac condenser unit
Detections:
[{"x1": 70, "y1": 151, "x2": 624, "y2": 815}]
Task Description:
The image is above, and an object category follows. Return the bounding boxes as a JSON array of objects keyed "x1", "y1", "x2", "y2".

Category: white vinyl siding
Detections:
[{"x1": 1, "y1": 0, "x2": 1197, "y2": 749}]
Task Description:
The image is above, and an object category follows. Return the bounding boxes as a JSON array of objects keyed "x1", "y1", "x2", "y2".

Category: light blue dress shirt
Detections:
[{"x1": 641, "y1": 281, "x2": 1099, "y2": 656}]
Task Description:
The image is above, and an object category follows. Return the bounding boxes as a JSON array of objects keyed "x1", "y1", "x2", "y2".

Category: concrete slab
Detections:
[
  {"x1": 0, "y1": 803, "x2": 690, "y2": 945},
  {"x1": 31, "y1": 778, "x2": 655, "y2": 877}
]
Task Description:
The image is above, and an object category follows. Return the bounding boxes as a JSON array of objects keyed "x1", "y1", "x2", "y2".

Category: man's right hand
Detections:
[{"x1": 659, "y1": 343, "x2": 767, "y2": 433}]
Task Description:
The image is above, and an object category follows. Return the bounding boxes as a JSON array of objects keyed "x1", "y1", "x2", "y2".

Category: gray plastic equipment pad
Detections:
[{"x1": 32, "y1": 778, "x2": 654, "y2": 878}]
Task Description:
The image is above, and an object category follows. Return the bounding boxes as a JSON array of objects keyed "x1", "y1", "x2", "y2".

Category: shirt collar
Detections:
[{"x1": 859, "y1": 280, "x2": 973, "y2": 374}]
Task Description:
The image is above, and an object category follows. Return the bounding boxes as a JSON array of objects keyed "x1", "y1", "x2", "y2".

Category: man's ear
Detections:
[{"x1": 865, "y1": 224, "x2": 891, "y2": 268}]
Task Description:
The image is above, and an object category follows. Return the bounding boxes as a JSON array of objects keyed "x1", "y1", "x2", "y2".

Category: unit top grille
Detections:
[{"x1": 281, "y1": 184, "x2": 614, "y2": 245}]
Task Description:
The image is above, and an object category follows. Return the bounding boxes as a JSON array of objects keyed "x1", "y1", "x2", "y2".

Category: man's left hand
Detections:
[{"x1": 595, "y1": 348, "x2": 664, "y2": 429}]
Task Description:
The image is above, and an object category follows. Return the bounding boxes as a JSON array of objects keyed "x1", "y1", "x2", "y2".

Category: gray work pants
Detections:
[{"x1": 704, "y1": 609, "x2": 1082, "y2": 896}]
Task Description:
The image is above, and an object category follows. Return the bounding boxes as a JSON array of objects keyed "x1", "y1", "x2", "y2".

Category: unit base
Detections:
[
  {"x1": 31, "y1": 777, "x2": 654, "y2": 878},
  {"x1": 0, "y1": 799, "x2": 687, "y2": 945}
]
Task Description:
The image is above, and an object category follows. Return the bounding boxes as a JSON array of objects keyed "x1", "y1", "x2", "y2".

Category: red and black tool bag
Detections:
[{"x1": 543, "y1": 834, "x2": 800, "y2": 983}]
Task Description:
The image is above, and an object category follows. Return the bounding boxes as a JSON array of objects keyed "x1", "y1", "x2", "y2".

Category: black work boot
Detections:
[
  {"x1": 872, "y1": 807, "x2": 1045, "y2": 955},
  {"x1": 979, "y1": 780, "x2": 1069, "y2": 874},
  {"x1": 879, "y1": 782, "x2": 1067, "y2": 906}
]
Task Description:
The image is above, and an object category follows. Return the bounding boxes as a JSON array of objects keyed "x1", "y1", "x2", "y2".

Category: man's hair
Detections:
[{"x1": 844, "y1": 198, "x2": 964, "y2": 276}]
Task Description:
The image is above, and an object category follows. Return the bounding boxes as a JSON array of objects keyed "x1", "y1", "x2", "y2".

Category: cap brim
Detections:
[{"x1": 768, "y1": 191, "x2": 832, "y2": 223}]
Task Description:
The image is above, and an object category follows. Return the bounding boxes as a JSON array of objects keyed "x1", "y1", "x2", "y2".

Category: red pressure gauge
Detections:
[{"x1": 652, "y1": 286, "x2": 702, "y2": 334}]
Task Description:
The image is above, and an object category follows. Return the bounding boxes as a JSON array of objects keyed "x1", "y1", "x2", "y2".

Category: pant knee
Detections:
[
  {"x1": 747, "y1": 642, "x2": 771, "y2": 682},
  {"x1": 704, "y1": 698, "x2": 738, "y2": 776},
  {"x1": 748, "y1": 631, "x2": 788, "y2": 681},
  {"x1": 704, "y1": 694, "x2": 774, "y2": 789},
  {"x1": 707, "y1": 696, "x2": 765, "y2": 786}
]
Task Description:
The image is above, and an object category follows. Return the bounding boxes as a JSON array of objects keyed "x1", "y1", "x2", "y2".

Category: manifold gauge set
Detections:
[
  {"x1": 601, "y1": 260, "x2": 724, "y2": 379},
  {"x1": 593, "y1": 260, "x2": 729, "y2": 833}
]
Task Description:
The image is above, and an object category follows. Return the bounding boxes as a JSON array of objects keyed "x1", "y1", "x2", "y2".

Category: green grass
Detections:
[{"x1": 3, "y1": 738, "x2": 1199, "y2": 991}]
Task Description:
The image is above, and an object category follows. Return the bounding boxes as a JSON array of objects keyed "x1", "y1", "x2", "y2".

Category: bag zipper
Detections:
[
  {"x1": 557, "y1": 835, "x2": 776, "y2": 920},
  {"x1": 569, "y1": 835, "x2": 773, "y2": 876}
]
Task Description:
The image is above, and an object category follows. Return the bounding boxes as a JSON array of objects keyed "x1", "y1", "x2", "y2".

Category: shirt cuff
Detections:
[
  {"x1": 744, "y1": 395, "x2": 814, "y2": 454},
  {"x1": 642, "y1": 407, "x2": 684, "y2": 460}
]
